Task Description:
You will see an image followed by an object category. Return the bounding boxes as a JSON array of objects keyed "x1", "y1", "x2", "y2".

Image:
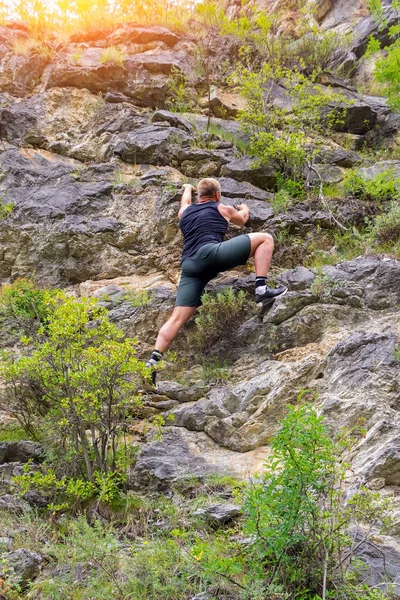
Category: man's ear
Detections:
[{"x1": 216, "y1": 191, "x2": 221, "y2": 202}]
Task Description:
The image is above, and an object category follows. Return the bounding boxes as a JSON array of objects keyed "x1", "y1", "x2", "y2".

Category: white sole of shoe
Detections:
[{"x1": 256, "y1": 287, "x2": 288, "y2": 308}]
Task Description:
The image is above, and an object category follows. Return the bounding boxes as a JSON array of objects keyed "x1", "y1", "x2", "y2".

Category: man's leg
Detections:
[
  {"x1": 155, "y1": 306, "x2": 197, "y2": 353},
  {"x1": 211, "y1": 233, "x2": 286, "y2": 307},
  {"x1": 247, "y1": 232, "x2": 287, "y2": 306},
  {"x1": 248, "y1": 232, "x2": 275, "y2": 275}
]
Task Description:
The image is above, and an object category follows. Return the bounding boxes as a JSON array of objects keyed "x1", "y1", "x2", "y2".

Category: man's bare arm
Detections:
[
  {"x1": 178, "y1": 184, "x2": 196, "y2": 219},
  {"x1": 220, "y1": 203, "x2": 249, "y2": 226}
]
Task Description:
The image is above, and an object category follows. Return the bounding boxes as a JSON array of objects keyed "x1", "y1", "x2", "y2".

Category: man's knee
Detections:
[{"x1": 263, "y1": 232, "x2": 274, "y2": 248}]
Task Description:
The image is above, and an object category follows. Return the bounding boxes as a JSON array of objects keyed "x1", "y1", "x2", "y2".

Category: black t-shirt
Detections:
[{"x1": 180, "y1": 202, "x2": 228, "y2": 262}]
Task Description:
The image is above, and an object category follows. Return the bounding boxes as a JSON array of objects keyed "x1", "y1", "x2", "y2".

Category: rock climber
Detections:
[{"x1": 146, "y1": 177, "x2": 287, "y2": 384}]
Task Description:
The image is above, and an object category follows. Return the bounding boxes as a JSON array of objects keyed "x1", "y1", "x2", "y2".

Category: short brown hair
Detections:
[{"x1": 197, "y1": 178, "x2": 221, "y2": 198}]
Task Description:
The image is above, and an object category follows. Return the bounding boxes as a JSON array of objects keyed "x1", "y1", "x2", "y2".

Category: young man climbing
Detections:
[{"x1": 146, "y1": 178, "x2": 287, "y2": 383}]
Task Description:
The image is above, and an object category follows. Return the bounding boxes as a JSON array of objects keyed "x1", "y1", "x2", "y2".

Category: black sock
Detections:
[
  {"x1": 151, "y1": 350, "x2": 163, "y2": 363},
  {"x1": 255, "y1": 277, "x2": 267, "y2": 290}
]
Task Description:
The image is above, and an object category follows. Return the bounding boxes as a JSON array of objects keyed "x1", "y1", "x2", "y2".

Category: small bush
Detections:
[
  {"x1": 100, "y1": 46, "x2": 126, "y2": 66},
  {"x1": 11, "y1": 37, "x2": 36, "y2": 56},
  {"x1": 0, "y1": 278, "x2": 57, "y2": 339},
  {"x1": 0, "y1": 201, "x2": 13, "y2": 220},
  {"x1": 123, "y1": 288, "x2": 154, "y2": 308},
  {"x1": 166, "y1": 67, "x2": 195, "y2": 113},
  {"x1": 243, "y1": 402, "x2": 395, "y2": 598},
  {"x1": 0, "y1": 295, "x2": 148, "y2": 480},
  {"x1": 373, "y1": 201, "x2": 400, "y2": 241},
  {"x1": 194, "y1": 287, "x2": 247, "y2": 352},
  {"x1": 344, "y1": 169, "x2": 400, "y2": 202},
  {"x1": 70, "y1": 47, "x2": 83, "y2": 65},
  {"x1": 199, "y1": 357, "x2": 231, "y2": 383}
]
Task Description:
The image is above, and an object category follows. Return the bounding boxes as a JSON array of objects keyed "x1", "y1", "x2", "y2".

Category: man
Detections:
[{"x1": 146, "y1": 178, "x2": 287, "y2": 383}]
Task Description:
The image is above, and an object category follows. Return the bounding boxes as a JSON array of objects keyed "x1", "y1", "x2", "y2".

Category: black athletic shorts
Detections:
[{"x1": 175, "y1": 234, "x2": 251, "y2": 307}]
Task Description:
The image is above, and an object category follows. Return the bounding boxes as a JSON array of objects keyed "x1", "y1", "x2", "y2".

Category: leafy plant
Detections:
[
  {"x1": 242, "y1": 403, "x2": 395, "y2": 599},
  {"x1": 367, "y1": 0, "x2": 400, "y2": 109},
  {"x1": 344, "y1": 168, "x2": 400, "y2": 202},
  {"x1": 194, "y1": 287, "x2": 247, "y2": 352},
  {"x1": 166, "y1": 68, "x2": 195, "y2": 113},
  {"x1": 234, "y1": 65, "x2": 347, "y2": 192},
  {"x1": 373, "y1": 201, "x2": 400, "y2": 241},
  {"x1": 0, "y1": 278, "x2": 57, "y2": 339},
  {"x1": 0, "y1": 201, "x2": 13, "y2": 220},
  {"x1": 199, "y1": 357, "x2": 231, "y2": 383},
  {"x1": 0, "y1": 295, "x2": 148, "y2": 480},
  {"x1": 122, "y1": 288, "x2": 154, "y2": 308}
]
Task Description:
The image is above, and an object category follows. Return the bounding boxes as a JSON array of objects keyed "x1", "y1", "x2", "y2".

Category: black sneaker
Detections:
[
  {"x1": 145, "y1": 360, "x2": 158, "y2": 386},
  {"x1": 255, "y1": 286, "x2": 288, "y2": 308}
]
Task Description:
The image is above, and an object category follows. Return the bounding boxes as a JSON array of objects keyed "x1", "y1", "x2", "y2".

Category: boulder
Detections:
[
  {"x1": 351, "y1": 529, "x2": 400, "y2": 596},
  {"x1": 0, "y1": 548, "x2": 42, "y2": 589},
  {"x1": 350, "y1": 7, "x2": 400, "y2": 59},
  {"x1": 316, "y1": 147, "x2": 361, "y2": 168},
  {"x1": 109, "y1": 24, "x2": 180, "y2": 47},
  {"x1": 200, "y1": 87, "x2": 246, "y2": 118},
  {"x1": 0, "y1": 441, "x2": 43, "y2": 464},
  {"x1": 110, "y1": 124, "x2": 191, "y2": 164},
  {"x1": 126, "y1": 51, "x2": 186, "y2": 75},
  {"x1": 0, "y1": 53, "x2": 49, "y2": 96},
  {"x1": 129, "y1": 427, "x2": 269, "y2": 490},
  {"x1": 220, "y1": 156, "x2": 277, "y2": 190},
  {"x1": 0, "y1": 494, "x2": 31, "y2": 514},
  {"x1": 193, "y1": 503, "x2": 242, "y2": 525},
  {"x1": 43, "y1": 62, "x2": 128, "y2": 94},
  {"x1": 152, "y1": 109, "x2": 193, "y2": 133},
  {"x1": 356, "y1": 160, "x2": 400, "y2": 181}
]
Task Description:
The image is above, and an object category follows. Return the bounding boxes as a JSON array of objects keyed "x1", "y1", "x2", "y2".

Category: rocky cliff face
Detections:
[{"x1": 1, "y1": 0, "x2": 400, "y2": 592}]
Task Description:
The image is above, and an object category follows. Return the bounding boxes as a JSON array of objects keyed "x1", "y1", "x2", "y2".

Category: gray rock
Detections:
[
  {"x1": 316, "y1": 147, "x2": 361, "y2": 168},
  {"x1": 0, "y1": 495, "x2": 31, "y2": 514},
  {"x1": 278, "y1": 266, "x2": 315, "y2": 290},
  {"x1": 43, "y1": 62, "x2": 128, "y2": 95},
  {"x1": 109, "y1": 23, "x2": 180, "y2": 47},
  {"x1": 357, "y1": 160, "x2": 400, "y2": 181},
  {"x1": 0, "y1": 548, "x2": 42, "y2": 589},
  {"x1": 193, "y1": 503, "x2": 242, "y2": 525},
  {"x1": 0, "y1": 441, "x2": 43, "y2": 464},
  {"x1": 152, "y1": 109, "x2": 193, "y2": 133},
  {"x1": 219, "y1": 177, "x2": 271, "y2": 202},
  {"x1": 156, "y1": 381, "x2": 210, "y2": 403},
  {"x1": 220, "y1": 156, "x2": 277, "y2": 190},
  {"x1": 111, "y1": 125, "x2": 191, "y2": 164},
  {"x1": 264, "y1": 292, "x2": 318, "y2": 325},
  {"x1": 0, "y1": 537, "x2": 12, "y2": 551},
  {"x1": 351, "y1": 529, "x2": 400, "y2": 596},
  {"x1": 305, "y1": 164, "x2": 344, "y2": 184},
  {"x1": 129, "y1": 427, "x2": 228, "y2": 490}
]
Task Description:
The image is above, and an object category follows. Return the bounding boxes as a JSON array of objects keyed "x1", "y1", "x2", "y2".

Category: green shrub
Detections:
[
  {"x1": 373, "y1": 201, "x2": 400, "y2": 241},
  {"x1": 344, "y1": 169, "x2": 400, "y2": 202},
  {"x1": 0, "y1": 201, "x2": 13, "y2": 220},
  {"x1": 235, "y1": 65, "x2": 347, "y2": 188},
  {"x1": 242, "y1": 403, "x2": 394, "y2": 599},
  {"x1": 123, "y1": 288, "x2": 154, "y2": 307},
  {"x1": 368, "y1": 0, "x2": 400, "y2": 109},
  {"x1": 0, "y1": 278, "x2": 58, "y2": 339},
  {"x1": 199, "y1": 357, "x2": 231, "y2": 383},
  {"x1": 166, "y1": 67, "x2": 195, "y2": 113},
  {"x1": 0, "y1": 295, "x2": 148, "y2": 480},
  {"x1": 194, "y1": 287, "x2": 247, "y2": 352}
]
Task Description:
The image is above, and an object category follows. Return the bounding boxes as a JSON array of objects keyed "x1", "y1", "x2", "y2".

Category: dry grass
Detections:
[
  {"x1": 100, "y1": 45, "x2": 127, "y2": 66},
  {"x1": 11, "y1": 37, "x2": 37, "y2": 55}
]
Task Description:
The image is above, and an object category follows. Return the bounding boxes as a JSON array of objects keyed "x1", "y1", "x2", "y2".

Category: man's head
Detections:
[{"x1": 197, "y1": 178, "x2": 221, "y2": 202}]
